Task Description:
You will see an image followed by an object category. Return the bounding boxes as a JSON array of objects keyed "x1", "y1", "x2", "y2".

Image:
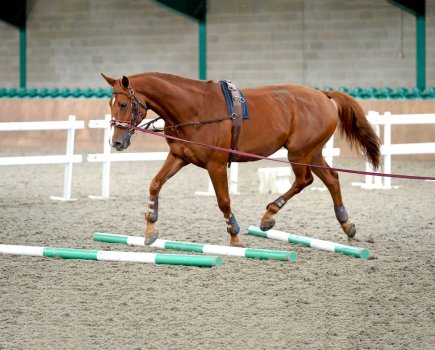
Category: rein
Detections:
[{"x1": 120, "y1": 122, "x2": 435, "y2": 182}]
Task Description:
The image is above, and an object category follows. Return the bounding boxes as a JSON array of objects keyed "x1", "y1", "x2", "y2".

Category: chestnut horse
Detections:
[{"x1": 102, "y1": 72, "x2": 380, "y2": 247}]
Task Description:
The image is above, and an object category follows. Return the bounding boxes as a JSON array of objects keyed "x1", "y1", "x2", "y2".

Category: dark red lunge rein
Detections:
[{"x1": 116, "y1": 122, "x2": 435, "y2": 182}]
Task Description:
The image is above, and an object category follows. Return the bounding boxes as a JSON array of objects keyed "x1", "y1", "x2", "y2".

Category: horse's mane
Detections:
[{"x1": 129, "y1": 72, "x2": 211, "y2": 86}]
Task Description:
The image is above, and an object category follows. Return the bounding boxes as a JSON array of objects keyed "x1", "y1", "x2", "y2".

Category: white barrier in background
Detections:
[
  {"x1": 2, "y1": 111, "x2": 433, "y2": 201},
  {"x1": 87, "y1": 115, "x2": 167, "y2": 199},
  {"x1": 257, "y1": 135, "x2": 340, "y2": 194},
  {"x1": 258, "y1": 167, "x2": 292, "y2": 194},
  {"x1": 0, "y1": 115, "x2": 84, "y2": 201},
  {"x1": 194, "y1": 137, "x2": 340, "y2": 195},
  {"x1": 89, "y1": 116, "x2": 340, "y2": 197},
  {"x1": 89, "y1": 115, "x2": 240, "y2": 198},
  {"x1": 86, "y1": 112, "x2": 435, "y2": 197},
  {"x1": 352, "y1": 111, "x2": 435, "y2": 190}
]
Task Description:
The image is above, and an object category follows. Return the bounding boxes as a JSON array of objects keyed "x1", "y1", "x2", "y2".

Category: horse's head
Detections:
[{"x1": 101, "y1": 73, "x2": 148, "y2": 151}]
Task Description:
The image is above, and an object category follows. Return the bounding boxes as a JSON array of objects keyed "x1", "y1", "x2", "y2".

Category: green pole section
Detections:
[
  {"x1": 245, "y1": 248, "x2": 297, "y2": 262},
  {"x1": 416, "y1": 14, "x2": 426, "y2": 90},
  {"x1": 155, "y1": 254, "x2": 221, "y2": 267},
  {"x1": 164, "y1": 241, "x2": 205, "y2": 253},
  {"x1": 198, "y1": 19, "x2": 207, "y2": 80},
  {"x1": 334, "y1": 245, "x2": 370, "y2": 259},
  {"x1": 247, "y1": 226, "x2": 370, "y2": 259},
  {"x1": 43, "y1": 247, "x2": 99, "y2": 260},
  {"x1": 19, "y1": 27, "x2": 26, "y2": 89},
  {"x1": 93, "y1": 232, "x2": 129, "y2": 244}
]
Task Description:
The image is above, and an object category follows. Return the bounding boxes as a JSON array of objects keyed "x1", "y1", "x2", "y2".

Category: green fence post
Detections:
[
  {"x1": 198, "y1": 19, "x2": 207, "y2": 80},
  {"x1": 416, "y1": 14, "x2": 426, "y2": 90},
  {"x1": 19, "y1": 27, "x2": 26, "y2": 89}
]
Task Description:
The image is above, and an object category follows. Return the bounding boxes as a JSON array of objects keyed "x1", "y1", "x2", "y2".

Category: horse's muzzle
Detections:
[{"x1": 110, "y1": 134, "x2": 131, "y2": 151}]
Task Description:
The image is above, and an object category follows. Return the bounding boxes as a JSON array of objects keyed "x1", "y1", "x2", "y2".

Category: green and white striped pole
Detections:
[
  {"x1": 0, "y1": 244, "x2": 221, "y2": 267},
  {"x1": 93, "y1": 232, "x2": 297, "y2": 262},
  {"x1": 247, "y1": 226, "x2": 370, "y2": 259}
]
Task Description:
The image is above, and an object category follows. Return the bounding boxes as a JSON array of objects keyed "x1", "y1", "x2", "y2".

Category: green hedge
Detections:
[
  {"x1": 0, "y1": 87, "x2": 113, "y2": 99},
  {"x1": 0, "y1": 86, "x2": 434, "y2": 99},
  {"x1": 329, "y1": 87, "x2": 435, "y2": 99}
]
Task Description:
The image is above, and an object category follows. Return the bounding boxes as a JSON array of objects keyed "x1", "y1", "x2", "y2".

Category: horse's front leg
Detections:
[
  {"x1": 208, "y1": 164, "x2": 243, "y2": 247},
  {"x1": 145, "y1": 153, "x2": 187, "y2": 245}
]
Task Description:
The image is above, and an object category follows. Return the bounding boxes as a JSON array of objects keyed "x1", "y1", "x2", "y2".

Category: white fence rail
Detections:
[
  {"x1": 0, "y1": 115, "x2": 84, "y2": 200},
  {"x1": 352, "y1": 111, "x2": 435, "y2": 190},
  {"x1": 2, "y1": 111, "x2": 433, "y2": 201}
]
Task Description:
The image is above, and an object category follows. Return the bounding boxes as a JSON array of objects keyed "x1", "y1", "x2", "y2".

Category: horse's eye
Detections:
[{"x1": 120, "y1": 103, "x2": 128, "y2": 110}]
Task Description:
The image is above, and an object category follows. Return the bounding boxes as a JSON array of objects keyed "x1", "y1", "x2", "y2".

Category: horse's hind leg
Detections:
[
  {"x1": 260, "y1": 162, "x2": 314, "y2": 231},
  {"x1": 144, "y1": 153, "x2": 187, "y2": 245},
  {"x1": 310, "y1": 151, "x2": 356, "y2": 238},
  {"x1": 208, "y1": 164, "x2": 243, "y2": 247}
]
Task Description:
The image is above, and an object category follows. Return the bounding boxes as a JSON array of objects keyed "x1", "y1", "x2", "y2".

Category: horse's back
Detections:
[{"x1": 237, "y1": 83, "x2": 337, "y2": 159}]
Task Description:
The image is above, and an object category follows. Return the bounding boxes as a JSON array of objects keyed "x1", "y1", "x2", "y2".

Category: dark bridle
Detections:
[{"x1": 110, "y1": 85, "x2": 163, "y2": 134}]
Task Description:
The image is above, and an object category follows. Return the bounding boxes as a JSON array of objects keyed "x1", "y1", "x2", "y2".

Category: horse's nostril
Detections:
[{"x1": 113, "y1": 141, "x2": 124, "y2": 150}]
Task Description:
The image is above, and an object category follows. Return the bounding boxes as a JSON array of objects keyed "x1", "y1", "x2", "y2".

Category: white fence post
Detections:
[
  {"x1": 229, "y1": 163, "x2": 239, "y2": 194},
  {"x1": 311, "y1": 134, "x2": 339, "y2": 191},
  {"x1": 383, "y1": 112, "x2": 392, "y2": 190},
  {"x1": 88, "y1": 114, "x2": 112, "y2": 199},
  {"x1": 50, "y1": 115, "x2": 78, "y2": 201},
  {"x1": 352, "y1": 111, "x2": 384, "y2": 189},
  {"x1": 324, "y1": 135, "x2": 334, "y2": 166},
  {"x1": 0, "y1": 117, "x2": 83, "y2": 200},
  {"x1": 195, "y1": 178, "x2": 215, "y2": 196},
  {"x1": 102, "y1": 114, "x2": 112, "y2": 198}
]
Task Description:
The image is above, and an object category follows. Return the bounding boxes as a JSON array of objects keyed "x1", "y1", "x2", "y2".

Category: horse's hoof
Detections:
[
  {"x1": 144, "y1": 231, "x2": 158, "y2": 245},
  {"x1": 260, "y1": 217, "x2": 275, "y2": 231},
  {"x1": 229, "y1": 237, "x2": 245, "y2": 247},
  {"x1": 341, "y1": 221, "x2": 356, "y2": 238}
]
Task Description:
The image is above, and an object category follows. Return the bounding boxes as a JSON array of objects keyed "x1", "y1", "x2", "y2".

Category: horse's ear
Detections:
[
  {"x1": 122, "y1": 76, "x2": 130, "y2": 88},
  {"x1": 101, "y1": 73, "x2": 116, "y2": 87}
]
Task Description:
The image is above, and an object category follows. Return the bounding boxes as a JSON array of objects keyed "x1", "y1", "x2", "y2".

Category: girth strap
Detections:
[{"x1": 220, "y1": 80, "x2": 249, "y2": 168}]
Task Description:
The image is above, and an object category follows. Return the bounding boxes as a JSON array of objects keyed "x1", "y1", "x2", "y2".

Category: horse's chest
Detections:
[
  {"x1": 181, "y1": 147, "x2": 197, "y2": 162},
  {"x1": 170, "y1": 144, "x2": 203, "y2": 166}
]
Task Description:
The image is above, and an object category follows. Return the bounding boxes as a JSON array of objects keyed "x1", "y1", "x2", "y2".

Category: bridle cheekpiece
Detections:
[{"x1": 110, "y1": 85, "x2": 149, "y2": 134}]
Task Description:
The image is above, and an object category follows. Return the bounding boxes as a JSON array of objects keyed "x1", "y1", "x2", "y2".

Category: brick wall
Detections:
[
  {"x1": 208, "y1": 0, "x2": 434, "y2": 88},
  {"x1": 0, "y1": 21, "x2": 20, "y2": 85},
  {"x1": 1, "y1": 0, "x2": 199, "y2": 88},
  {"x1": 0, "y1": 0, "x2": 433, "y2": 89}
]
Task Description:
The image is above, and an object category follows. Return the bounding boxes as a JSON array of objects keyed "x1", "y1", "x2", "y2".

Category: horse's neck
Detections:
[{"x1": 133, "y1": 74, "x2": 209, "y2": 124}]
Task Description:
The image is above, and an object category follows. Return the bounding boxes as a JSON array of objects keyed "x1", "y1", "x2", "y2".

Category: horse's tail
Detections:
[{"x1": 322, "y1": 90, "x2": 381, "y2": 169}]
